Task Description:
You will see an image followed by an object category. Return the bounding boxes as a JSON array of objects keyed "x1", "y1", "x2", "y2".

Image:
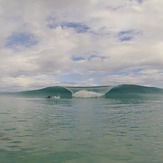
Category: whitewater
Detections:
[{"x1": 0, "y1": 84, "x2": 163, "y2": 163}]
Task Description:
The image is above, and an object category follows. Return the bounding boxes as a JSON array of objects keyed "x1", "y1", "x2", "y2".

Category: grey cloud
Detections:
[{"x1": 0, "y1": 0, "x2": 163, "y2": 91}]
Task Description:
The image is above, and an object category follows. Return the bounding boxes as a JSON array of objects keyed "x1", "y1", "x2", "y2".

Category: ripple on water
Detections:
[
  {"x1": 17, "y1": 120, "x2": 28, "y2": 122},
  {"x1": 11, "y1": 140, "x2": 22, "y2": 144},
  {"x1": 0, "y1": 137, "x2": 12, "y2": 141},
  {"x1": 4, "y1": 128, "x2": 17, "y2": 131}
]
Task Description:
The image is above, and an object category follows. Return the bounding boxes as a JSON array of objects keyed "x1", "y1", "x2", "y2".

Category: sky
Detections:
[{"x1": 0, "y1": 0, "x2": 163, "y2": 91}]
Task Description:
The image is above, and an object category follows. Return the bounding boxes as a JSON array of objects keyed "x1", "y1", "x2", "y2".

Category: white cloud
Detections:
[{"x1": 0, "y1": 0, "x2": 163, "y2": 91}]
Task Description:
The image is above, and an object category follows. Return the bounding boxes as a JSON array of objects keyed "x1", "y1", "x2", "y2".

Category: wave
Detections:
[
  {"x1": 11, "y1": 84, "x2": 163, "y2": 99},
  {"x1": 17, "y1": 86, "x2": 72, "y2": 98},
  {"x1": 73, "y1": 90, "x2": 104, "y2": 98},
  {"x1": 105, "y1": 84, "x2": 163, "y2": 98},
  {"x1": 14, "y1": 86, "x2": 111, "y2": 99}
]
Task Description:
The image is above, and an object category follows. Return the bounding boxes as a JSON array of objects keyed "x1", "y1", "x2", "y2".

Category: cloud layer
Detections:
[{"x1": 0, "y1": 0, "x2": 163, "y2": 91}]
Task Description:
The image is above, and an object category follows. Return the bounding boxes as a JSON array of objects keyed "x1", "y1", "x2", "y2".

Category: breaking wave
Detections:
[
  {"x1": 10, "y1": 84, "x2": 163, "y2": 99},
  {"x1": 73, "y1": 90, "x2": 104, "y2": 98}
]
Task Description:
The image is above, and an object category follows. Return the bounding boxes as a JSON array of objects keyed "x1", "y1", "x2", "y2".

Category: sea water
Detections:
[{"x1": 0, "y1": 93, "x2": 163, "y2": 163}]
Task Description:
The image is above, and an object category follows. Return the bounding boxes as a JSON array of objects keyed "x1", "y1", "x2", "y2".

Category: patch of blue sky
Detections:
[
  {"x1": 129, "y1": 0, "x2": 143, "y2": 4},
  {"x1": 5, "y1": 32, "x2": 38, "y2": 50},
  {"x1": 118, "y1": 30, "x2": 142, "y2": 42},
  {"x1": 137, "y1": 0, "x2": 143, "y2": 3},
  {"x1": 118, "y1": 30, "x2": 134, "y2": 42},
  {"x1": 72, "y1": 50, "x2": 108, "y2": 62},
  {"x1": 47, "y1": 17, "x2": 90, "y2": 33},
  {"x1": 120, "y1": 36, "x2": 133, "y2": 41},
  {"x1": 61, "y1": 22, "x2": 90, "y2": 33},
  {"x1": 72, "y1": 55, "x2": 107, "y2": 62},
  {"x1": 88, "y1": 55, "x2": 107, "y2": 61},
  {"x1": 72, "y1": 56, "x2": 86, "y2": 61}
]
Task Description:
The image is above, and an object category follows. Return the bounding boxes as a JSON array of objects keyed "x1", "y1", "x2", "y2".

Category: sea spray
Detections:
[{"x1": 73, "y1": 90, "x2": 103, "y2": 98}]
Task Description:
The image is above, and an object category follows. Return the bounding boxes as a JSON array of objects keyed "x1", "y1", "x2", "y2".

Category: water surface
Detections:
[{"x1": 0, "y1": 94, "x2": 163, "y2": 163}]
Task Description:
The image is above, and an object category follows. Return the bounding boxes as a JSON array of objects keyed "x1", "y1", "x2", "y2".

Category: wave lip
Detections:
[{"x1": 73, "y1": 90, "x2": 104, "y2": 98}]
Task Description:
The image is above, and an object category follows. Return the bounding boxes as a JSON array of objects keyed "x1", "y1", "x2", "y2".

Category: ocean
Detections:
[{"x1": 0, "y1": 85, "x2": 163, "y2": 163}]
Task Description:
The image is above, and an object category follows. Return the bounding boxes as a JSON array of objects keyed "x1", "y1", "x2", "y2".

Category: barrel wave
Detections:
[
  {"x1": 105, "y1": 84, "x2": 163, "y2": 98},
  {"x1": 18, "y1": 86, "x2": 72, "y2": 98},
  {"x1": 12, "y1": 84, "x2": 163, "y2": 99}
]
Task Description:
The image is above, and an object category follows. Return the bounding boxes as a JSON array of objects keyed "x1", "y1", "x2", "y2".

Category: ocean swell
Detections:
[
  {"x1": 105, "y1": 84, "x2": 163, "y2": 98},
  {"x1": 11, "y1": 84, "x2": 163, "y2": 99},
  {"x1": 18, "y1": 86, "x2": 72, "y2": 98}
]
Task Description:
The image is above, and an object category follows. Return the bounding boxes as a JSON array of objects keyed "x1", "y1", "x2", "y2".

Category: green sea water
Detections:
[{"x1": 0, "y1": 85, "x2": 163, "y2": 163}]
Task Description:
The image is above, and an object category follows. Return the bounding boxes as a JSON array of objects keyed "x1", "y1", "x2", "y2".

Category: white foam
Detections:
[
  {"x1": 73, "y1": 90, "x2": 103, "y2": 98},
  {"x1": 52, "y1": 96, "x2": 61, "y2": 100}
]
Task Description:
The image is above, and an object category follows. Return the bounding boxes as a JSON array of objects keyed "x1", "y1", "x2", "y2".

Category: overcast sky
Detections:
[{"x1": 0, "y1": 0, "x2": 163, "y2": 91}]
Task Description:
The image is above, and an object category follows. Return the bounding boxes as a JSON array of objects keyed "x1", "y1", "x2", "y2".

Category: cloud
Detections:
[{"x1": 0, "y1": 0, "x2": 163, "y2": 91}]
